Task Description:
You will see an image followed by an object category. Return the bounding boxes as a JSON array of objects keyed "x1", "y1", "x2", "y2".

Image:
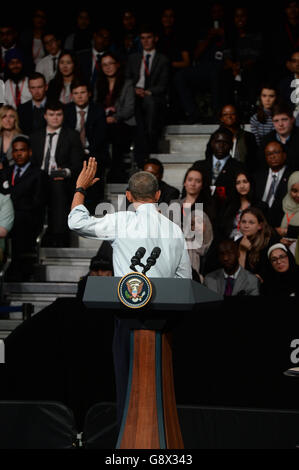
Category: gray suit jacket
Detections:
[
  {"x1": 204, "y1": 266, "x2": 260, "y2": 296},
  {"x1": 114, "y1": 79, "x2": 136, "y2": 126}
]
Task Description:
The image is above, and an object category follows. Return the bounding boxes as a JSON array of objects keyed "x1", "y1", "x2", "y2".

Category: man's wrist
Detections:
[{"x1": 75, "y1": 187, "x2": 87, "y2": 196}]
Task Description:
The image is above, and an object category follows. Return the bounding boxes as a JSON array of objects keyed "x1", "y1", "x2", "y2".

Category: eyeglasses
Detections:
[{"x1": 270, "y1": 253, "x2": 288, "y2": 264}]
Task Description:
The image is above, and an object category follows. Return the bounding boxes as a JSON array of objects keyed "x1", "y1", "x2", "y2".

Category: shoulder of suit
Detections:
[{"x1": 205, "y1": 269, "x2": 222, "y2": 280}]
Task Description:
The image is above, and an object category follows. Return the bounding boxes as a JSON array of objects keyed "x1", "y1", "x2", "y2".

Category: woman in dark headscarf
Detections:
[{"x1": 261, "y1": 243, "x2": 299, "y2": 297}]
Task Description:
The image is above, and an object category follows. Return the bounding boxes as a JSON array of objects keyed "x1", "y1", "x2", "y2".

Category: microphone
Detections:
[
  {"x1": 130, "y1": 247, "x2": 146, "y2": 272},
  {"x1": 142, "y1": 247, "x2": 161, "y2": 275}
]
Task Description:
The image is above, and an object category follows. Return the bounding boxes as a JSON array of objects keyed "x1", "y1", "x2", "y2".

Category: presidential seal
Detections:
[{"x1": 118, "y1": 272, "x2": 152, "y2": 309}]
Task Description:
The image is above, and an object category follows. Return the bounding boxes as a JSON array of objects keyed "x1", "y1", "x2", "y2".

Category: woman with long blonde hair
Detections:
[{"x1": 0, "y1": 105, "x2": 23, "y2": 168}]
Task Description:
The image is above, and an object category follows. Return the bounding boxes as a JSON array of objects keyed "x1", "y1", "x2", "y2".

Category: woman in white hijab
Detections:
[{"x1": 277, "y1": 171, "x2": 299, "y2": 257}]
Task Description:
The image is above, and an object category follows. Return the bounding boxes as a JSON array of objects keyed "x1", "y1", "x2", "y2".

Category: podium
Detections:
[{"x1": 83, "y1": 277, "x2": 222, "y2": 449}]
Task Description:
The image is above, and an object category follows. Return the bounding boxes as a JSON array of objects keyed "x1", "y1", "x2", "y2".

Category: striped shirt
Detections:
[{"x1": 250, "y1": 109, "x2": 274, "y2": 146}]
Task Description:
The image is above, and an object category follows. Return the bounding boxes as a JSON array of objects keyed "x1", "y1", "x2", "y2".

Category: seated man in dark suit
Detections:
[
  {"x1": 0, "y1": 136, "x2": 48, "y2": 280},
  {"x1": 64, "y1": 80, "x2": 108, "y2": 209},
  {"x1": 77, "y1": 26, "x2": 113, "y2": 99},
  {"x1": 204, "y1": 239, "x2": 259, "y2": 295},
  {"x1": 17, "y1": 72, "x2": 47, "y2": 135},
  {"x1": 253, "y1": 140, "x2": 292, "y2": 229},
  {"x1": 125, "y1": 24, "x2": 170, "y2": 167},
  {"x1": 257, "y1": 102, "x2": 299, "y2": 171},
  {"x1": 193, "y1": 126, "x2": 245, "y2": 208},
  {"x1": 143, "y1": 158, "x2": 179, "y2": 204},
  {"x1": 30, "y1": 101, "x2": 85, "y2": 246}
]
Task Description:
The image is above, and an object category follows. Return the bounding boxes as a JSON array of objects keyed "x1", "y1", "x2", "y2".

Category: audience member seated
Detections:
[
  {"x1": 237, "y1": 207, "x2": 278, "y2": 281},
  {"x1": 125, "y1": 24, "x2": 170, "y2": 168},
  {"x1": 114, "y1": 8, "x2": 141, "y2": 61},
  {"x1": 0, "y1": 105, "x2": 23, "y2": 168},
  {"x1": 36, "y1": 31, "x2": 62, "y2": 83},
  {"x1": 64, "y1": 80, "x2": 107, "y2": 207},
  {"x1": 261, "y1": 243, "x2": 299, "y2": 298},
  {"x1": 0, "y1": 192, "x2": 14, "y2": 264},
  {"x1": 17, "y1": 72, "x2": 47, "y2": 135},
  {"x1": 193, "y1": 127, "x2": 245, "y2": 209},
  {"x1": 0, "y1": 21, "x2": 31, "y2": 78},
  {"x1": 222, "y1": 6, "x2": 264, "y2": 119},
  {"x1": 175, "y1": 166, "x2": 217, "y2": 226},
  {"x1": 4, "y1": 48, "x2": 31, "y2": 108},
  {"x1": 218, "y1": 170, "x2": 267, "y2": 241},
  {"x1": 254, "y1": 141, "x2": 292, "y2": 228},
  {"x1": 279, "y1": 49, "x2": 299, "y2": 123},
  {"x1": 186, "y1": 209, "x2": 214, "y2": 282},
  {"x1": 97, "y1": 52, "x2": 136, "y2": 183},
  {"x1": 257, "y1": 102, "x2": 299, "y2": 171},
  {"x1": 174, "y1": 1, "x2": 226, "y2": 123},
  {"x1": 64, "y1": 9, "x2": 92, "y2": 53},
  {"x1": 250, "y1": 84, "x2": 277, "y2": 146},
  {"x1": 157, "y1": 7, "x2": 191, "y2": 123},
  {"x1": 143, "y1": 158, "x2": 179, "y2": 204},
  {"x1": 277, "y1": 171, "x2": 299, "y2": 255},
  {"x1": 261, "y1": 242, "x2": 299, "y2": 297},
  {"x1": 77, "y1": 26, "x2": 114, "y2": 99},
  {"x1": 76, "y1": 254, "x2": 114, "y2": 301},
  {"x1": 204, "y1": 239, "x2": 260, "y2": 295},
  {"x1": 269, "y1": 1, "x2": 299, "y2": 82},
  {"x1": 30, "y1": 101, "x2": 85, "y2": 247},
  {"x1": 47, "y1": 50, "x2": 83, "y2": 105},
  {"x1": 206, "y1": 104, "x2": 257, "y2": 172},
  {"x1": 19, "y1": 9, "x2": 47, "y2": 66},
  {"x1": 0, "y1": 136, "x2": 47, "y2": 281}
]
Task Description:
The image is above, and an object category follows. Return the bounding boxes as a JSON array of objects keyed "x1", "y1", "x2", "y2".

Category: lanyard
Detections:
[
  {"x1": 9, "y1": 79, "x2": 25, "y2": 107},
  {"x1": 286, "y1": 212, "x2": 295, "y2": 227}
]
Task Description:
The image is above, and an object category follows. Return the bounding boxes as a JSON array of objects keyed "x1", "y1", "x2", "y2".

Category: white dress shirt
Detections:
[
  {"x1": 36, "y1": 51, "x2": 61, "y2": 83},
  {"x1": 75, "y1": 105, "x2": 90, "y2": 149},
  {"x1": 4, "y1": 77, "x2": 31, "y2": 109},
  {"x1": 262, "y1": 166, "x2": 286, "y2": 207},
  {"x1": 68, "y1": 203, "x2": 192, "y2": 278},
  {"x1": 136, "y1": 50, "x2": 156, "y2": 89}
]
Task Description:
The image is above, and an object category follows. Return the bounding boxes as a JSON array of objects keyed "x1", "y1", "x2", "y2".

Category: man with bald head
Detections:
[{"x1": 253, "y1": 140, "x2": 292, "y2": 228}]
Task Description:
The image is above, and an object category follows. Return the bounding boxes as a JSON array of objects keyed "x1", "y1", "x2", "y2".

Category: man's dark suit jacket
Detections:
[
  {"x1": 0, "y1": 163, "x2": 48, "y2": 242},
  {"x1": 18, "y1": 100, "x2": 46, "y2": 136},
  {"x1": 125, "y1": 52, "x2": 170, "y2": 98},
  {"x1": 64, "y1": 102, "x2": 108, "y2": 164},
  {"x1": 253, "y1": 166, "x2": 292, "y2": 228},
  {"x1": 193, "y1": 156, "x2": 245, "y2": 203},
  {"x1": 258, "y1": 127, "x2": 299, "y2": 171},
  {"x1": 30, "y1": 127, "x2": 85, "y2": 182},
  {"x1": 159, "y1": 180, "x2": 180, "y2": 204}
]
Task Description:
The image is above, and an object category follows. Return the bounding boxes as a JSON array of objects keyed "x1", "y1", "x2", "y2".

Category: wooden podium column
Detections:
[{"x1": 116, "y1": 330, "x2": 184, "y2": 449}]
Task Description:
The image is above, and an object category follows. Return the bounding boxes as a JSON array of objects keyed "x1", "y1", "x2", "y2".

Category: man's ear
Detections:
[
  {"x1": 126, "y1": 190, "x2": 133, "y2": 202},
  {"x1": 154, "y1": 190, "x2": 161, "y2": 202}
]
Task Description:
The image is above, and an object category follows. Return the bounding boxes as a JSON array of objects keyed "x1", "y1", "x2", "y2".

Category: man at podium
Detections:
[{"x1": 68, "y1": 157, "x2": 192, "y2": 425}]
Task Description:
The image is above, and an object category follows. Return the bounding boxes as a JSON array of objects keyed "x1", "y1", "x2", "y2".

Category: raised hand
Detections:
[{"x1": 76, "y1": 157, "x2": 100, "y2": 190}]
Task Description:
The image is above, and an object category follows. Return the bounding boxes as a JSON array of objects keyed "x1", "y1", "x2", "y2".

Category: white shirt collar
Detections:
[
  {"x1": 76, "y1": 105, "x2": 89, "y2": 114},
  {"x1": 223, "y1": 265, "x2": 241, "y2": 280},
  {"x1": 46, "y1": 126, "x2": 62, "y2": 136}
]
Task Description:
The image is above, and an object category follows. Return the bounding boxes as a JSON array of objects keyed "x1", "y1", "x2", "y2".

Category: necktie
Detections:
[
  {"x1": 14, "y1": 167, "x2": 21, "y2": 185},
  {"x1": 144, "y1": 53, "x2": 151, "y2": 89},
  {"x1": 44, "y1": 133, "x2": 56, "y2": 174},
  {"x1": 15, "y1": 82, "x2": 21, "y2": 107},
  {"x1": 265, "y1": 173, "x2": 277, "y2": 205},
  {"x1": 213, "y1": 160, "x2": 221, "y2": 182},
  {"x1": 52, "y1": 57, "x2": 57, "y2": 73},
  {"x1": 79, "y1": 110, "x2": 86, "y2": 147},
  {"x1": 91, "y1": 54, "x2": 101, "y2": 87},
  {"x1": 224, "y1": 276, "x2": 234, "y2": 296}
]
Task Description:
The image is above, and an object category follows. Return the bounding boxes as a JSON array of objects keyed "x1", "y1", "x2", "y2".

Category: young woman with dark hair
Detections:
[
  {"x1": 96, "y1": 52, "x2": 136, "y2": 182},
  {"x1": 47, "y1": 50, "x2": 83, "y2": 104},
  {"x1": 250, "y1": 84, "x2": 277, "y2": 146}
]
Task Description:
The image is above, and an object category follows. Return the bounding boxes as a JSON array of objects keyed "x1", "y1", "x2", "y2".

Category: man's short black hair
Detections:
[
  {"x1": 70, "y1": 79, "x2": 91, "y2": 93},
  {"x1": 211, "y1": 126, "x2": 234, "y2": 141},
  {"x1": 12, "y1": 135, "x2": 31, "y2": 148},
  {"x1": 128, "y1": 171, "x2": 159, "y2": 201},
  {"x1": 144, "y1": 158, "x2": 164, "y2": 176},
  {"x1": 89, "y1": 256, "x2": 113, "y2": 273},
  {"x1": 42, "y1": 31, "x2": 60, "y2": 41},
  {"x1": 28, "y1": 72, "x2": 46, "y2": 84},
  {"x1": 45, "y1": 101, "x2": 64, "y2": 113},
  {"x1": 139, "y1": 24, "x2": 157, "y2": 36},
  {"x1": 272, "y1": 102, "x2": 294, "y2": 119}
]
